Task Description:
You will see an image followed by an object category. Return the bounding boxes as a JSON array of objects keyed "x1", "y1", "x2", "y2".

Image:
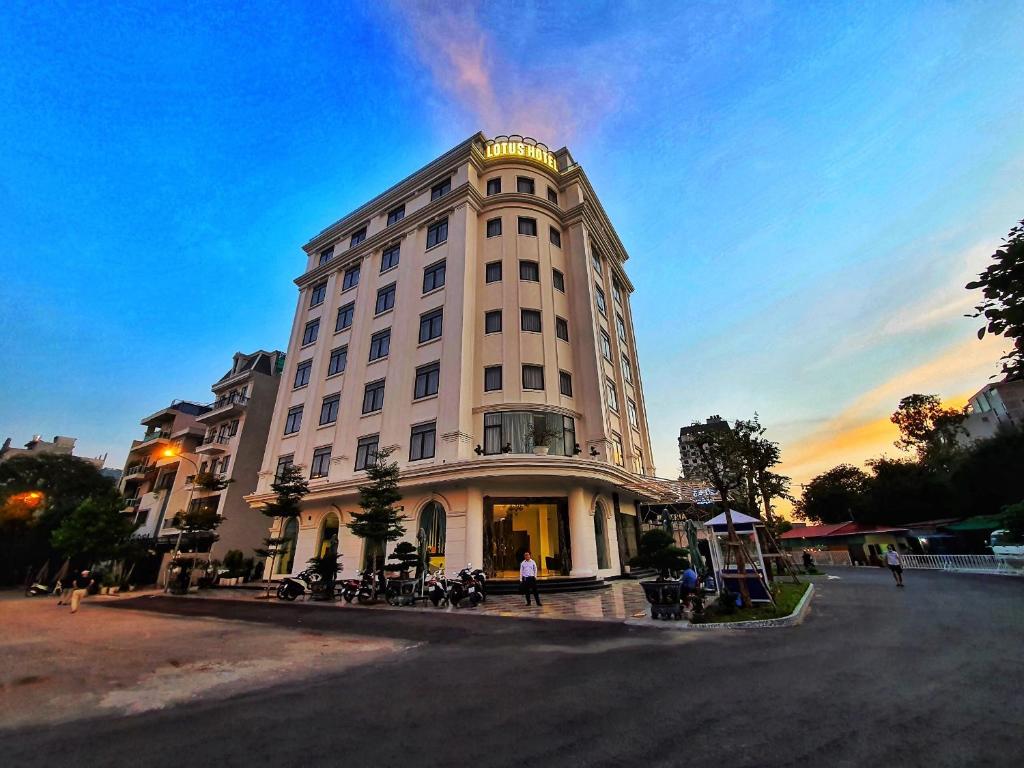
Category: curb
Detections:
[{"x1": 624, "y1": 582, "x2": 815, "y2": 632}]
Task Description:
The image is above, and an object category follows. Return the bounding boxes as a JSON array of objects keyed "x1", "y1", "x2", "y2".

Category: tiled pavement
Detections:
[{"x1": 201, "y1": 579, "x2": 656, "y2": 623}]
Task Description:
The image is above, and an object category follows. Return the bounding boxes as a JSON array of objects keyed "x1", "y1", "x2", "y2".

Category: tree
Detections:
[
  {"x1": 999, "y1": 500, "x2": 1024, "y2": 543},
  {"x1": 0, "y1": 454, "x2": 118, "y2": 585},
  {"x1": 51, "y1": 492, "x2": 139, "y2": 567},
  {"x1": 948, "y1": 427, "x2": 1024, "y2": 519},
  {"x1": 256, "y1": 463, "x2": 309, "y2": 596},
  {"x1": 862, "y1": 457, "x2": 953, "y2": 525},
  {"x1": 346, "y1": 447, "x2": 405, "y2": 600},
  {"x1": 386, "y1": 541, "x2": 422, "y2": 578},
  {"x1": 169, "y1": 504, "x2": 223, "y2": 551},
  {"x1": 629, "y1": 528, "x2": 689, "y2": 577},
  {"x1": 967, "y1": 218, "x2": 1024, "y2": 379},
  {"x1": 795, "y1": 464, "x2": 870, "y2": 524},
  {"x1": 891, "y1": 394, "x2": 965, "y2": 471},
  {"x1": 732, "y1": 415, "x2": 794, "y2": 526},
  {"x1": 689, "y1": 418, "x2": 758, "y2": 607}
]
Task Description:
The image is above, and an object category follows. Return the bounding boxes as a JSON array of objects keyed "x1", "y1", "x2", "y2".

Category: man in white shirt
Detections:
[
  {"x1": 885, "y1": 545, "x2": 904, "y2": 587},
  {"x1": 520, "y1": 551, "x2": 542, "y2": 606}
]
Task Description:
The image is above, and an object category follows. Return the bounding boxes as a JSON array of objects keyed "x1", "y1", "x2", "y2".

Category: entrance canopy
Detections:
[{"x1": 705, "y1": 510, "x2": 760, "y2": 532}]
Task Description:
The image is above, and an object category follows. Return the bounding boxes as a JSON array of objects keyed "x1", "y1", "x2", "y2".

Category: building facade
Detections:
[
  {"x1": 678, "y1": 416, "x2": 730, "y2": 480},
  {"x1": 960, "y1": 378, "x2": 1024, "y2": 444},
  {"x1": 0, "y1": 434, "x2": 106, "y2": 467},
  {"x1": 247, "y1": 133, "x2": 671, "y2": 582}
]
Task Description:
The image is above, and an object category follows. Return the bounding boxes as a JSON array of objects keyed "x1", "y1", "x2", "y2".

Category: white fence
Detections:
[
  {"x1": 788, "y1": 551, "x2": 852, "y2": 567},
  {"x1": 901, "y1": 554, "x2": 1022, "y2": 574}
]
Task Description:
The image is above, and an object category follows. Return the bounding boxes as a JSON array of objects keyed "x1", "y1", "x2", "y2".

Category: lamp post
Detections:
[{"x1": 161, "y1": 446, "x2": 200, "y2": 592}]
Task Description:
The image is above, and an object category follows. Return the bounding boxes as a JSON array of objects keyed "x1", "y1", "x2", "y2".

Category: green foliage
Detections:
[
  {"x1": 193, "y1": 471, "x2": 233, "y2": 492},
  {"x1": 890, "y1": 394, "x2": 965, "y2": 471},
  {"x1": 307, "y1": 552, "x2": 341, "y2": 581},
  {"x1": 386, "y1": 541, "x2": 422, "y2": 576},
  {"x1": 51, "y1": 492, "x2": 139, "y2": 565},
  {"x1": 795, "y1": 464, "x2": 870, "y2": 524},
  {"x1": 346, "y1": 447, "x2": 406, "y2": 556},
  {"x1": 861, "y1": 457, "x2": 952, "y2": 525},
  {"x1": 967, "y1": 218, "x2": 1024, "y2": 379},
  {"x1": 1000, "y1": 500, "x2": 1024, "y2": 543},
  {"x1": 949, "y1": 427, "x2": 1024, "y2": 519},
  {"x1": 261, "y1": 464, "x2": 309, "y2": 522},
  {"x1": 630, "y1": 529, "x2": 689, "y2": 576},
  {"x1": 222, "y1": 549, "x2": 246, "y2": 576}
]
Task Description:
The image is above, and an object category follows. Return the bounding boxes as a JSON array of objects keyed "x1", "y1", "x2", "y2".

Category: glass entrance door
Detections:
[{"x1": 484, "y1": 499, "x2": 570, "y2": 578}]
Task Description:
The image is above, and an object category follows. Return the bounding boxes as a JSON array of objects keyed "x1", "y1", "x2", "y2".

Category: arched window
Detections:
[
  {"x1": 318, "y1": 512, "x2": 340, "y2": 559},
  {"x1": 594, "y1": 502, "x2": 610, "y2": 570},
  {"x1": 419, "y1": 501, "x2": 446, "y2": 569},
  {"x1": 276, "y1": 518, "x2": 298, "y2": 574}
]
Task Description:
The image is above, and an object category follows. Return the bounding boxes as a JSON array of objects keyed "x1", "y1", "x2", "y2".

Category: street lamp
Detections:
[{"x1": 161, "y1": 446, "x2": 200, "y2": 591}]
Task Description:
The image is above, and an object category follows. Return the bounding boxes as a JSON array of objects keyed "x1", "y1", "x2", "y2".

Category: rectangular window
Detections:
[
  {"x1": 375, "y1": 283, "x2": 396, "y2": 314},
  {"x1": 284, "y1": 406, "x2": 303, "y2": 435},
  {"x1": 381, "y1": 244, "x2": 400, "y2": 271},
  {"x1": 387, "y1": 205, "x2": 405, "y2": 226},
  {"x1": 319, "y1": 246, "x2": 334, "y2": 265},
  {"x1": 486, "y1": 177, "x2": 501, "y2": 195},
  {"x1": 219, "y1": 455, "x2": 231, "y2": 475},
  {"x1": 601, "y1": 330, "x2": 612, "y2": 360},
  {"x1": 426, "y1": 218, "x2": 448, "y2": 249},
  {"x1": 368, "y1": 329, "x2": 391, "y2": 361},
  {"x1": 431, "y1": 178, "x2": 451, "y2": 200},
  {"x1": 519, "y1": 260, "x2": 539, "y2": 281},
  {"x1": 302, "y1": 319, "x2": 320, "y2": 346},
  {"x1": 555, "y1": 316, "x2": 569, "y2": 341},
  {"x1": 294, "y1": 360, "x2": 312, "y2": 388},
  {"x1": 486, "y1": 218, "x2": 502, "y2": 237},
  {"x1": 319, "y1": 394, "x2": 340, "y2": 426},
  {"x1": 484, "y1": 365, "x2": 502, "y2": 392},
  {"x1": 414, "y1": 362, "x2": 440, "y2": 399},
  {"x1": 559, "y1": 370, "x2": 573, "y2": 397},
  {"x1": 517, "y1": 217, "x2": 537, "y2": 236},
  {"x1": 547, "y1": 186, "x2": 558, "y2": 204},
  {"x1": 483, "y1": 412, "x2": 576, "y2": 456},
  {"x1": 621, "y1": 354, "x2": 633, "y2": 384},
  {"x1": 310, "y1": 281, "x2": 327, "y2": 308},
  {"x1": 616, "y1": 314, "x2": 627, "y2": 342},
  {"x1": 592, "y1": 252, "x2": 603, "y2": 275},
  {"x1": 275, "y1": 454, "x2": 294, "y2": 481},
  {"x1": 328, "y1": 346, "x2": 348, "y2": 376},
  {"x1": 349, "y1": 227, "x2": 367, "y2": 248},
  {"x1": 611, "y1": 433, "x2": 624, "y2": 467},
  {"x1": 627, "y1": 400, "x2": 639, "y2": 428},
  {"x1": 521, "y1": 309, "x2": 542, "y2": 333},
  {"x1": 354, "y1": 434, "x2": 379, "y2": 471},
  {"x1": 409, "y1": 422, "x2": 436, "y2": 461},
  {"x1": 606, "y1": 379, "x2": 619, "y2": 411},
  {"x1": 517, "y1": 176, "x2": 535, "y2": 194},
  {"x1": 549, "y1": 227, "x2": 561, "y2": 247},
  {"x1": 595, "y1": 285, "x2": 607, "y2": 315},
  {"x1": 552, "y1": 268, "x2": 565, "y2": 292},
  {"x1": 310, "y1": 446, "x2": 332, "y2": 479},
  {"x1": 484, "y1": 309, "x2": 502, "y2": 334},
  {"x1": 419, "y1": 308, "x2": 443, "y2": 343},
  {"x1": 633, "y1": 450, "x2": 645, "y2": 475},
  {"x1": 423, "y1": 259, "x2": 446, "y2": 292},
  {"x1": 522, "y1": 364, "x2": 544, "y2": 390},
  {"x1": 612, "y1": 279, "x2": 623, "y2": 304},
  {"x1": 335, "y1": 302, "x2": 355, "y2": 331},
  {"x1": 229, "y1": 419, "x2": 239, "y2": 436},
  {"x1": 485, "y1": 261, "x2": 502, "y2": 283},
  {"x1": 342, "y1": 265, "x2": 360, "y2": 291},
  {"x1": 362, "y1": 380, "x2": 385, "y2": 414}
]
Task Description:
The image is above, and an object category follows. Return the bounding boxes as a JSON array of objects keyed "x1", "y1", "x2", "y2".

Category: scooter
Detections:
[
  {"x1": 424, "y1": 569, "x2": 450, "y2": 607},
  {"x1": 448, "y1": 563, "x2": 484, "y2": 608},
  {"x1": 277, "y1": 568, "x2": 321, "y2": 601},
  {"x1": 338, "y1": 572, "x2": 363, "y2": 603},
  {"x1": 356, "y1": 569, "x2": 388, "y2": 604}
]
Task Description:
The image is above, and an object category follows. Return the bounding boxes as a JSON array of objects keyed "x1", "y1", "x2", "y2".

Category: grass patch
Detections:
[{"x1": 694, "y1": 580, "x2": 810, "y2": 624}]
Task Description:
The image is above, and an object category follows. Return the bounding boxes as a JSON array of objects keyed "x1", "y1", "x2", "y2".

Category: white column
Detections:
[
  {"x1": 606, "y1": 505, "x2": 622, "y2": 574},
  {"x1": 569, "y1": 486, "x2": 598, "y2": 577},
  {"x1": 465, "y1": 486, "x2": 484, "y2": 569}
]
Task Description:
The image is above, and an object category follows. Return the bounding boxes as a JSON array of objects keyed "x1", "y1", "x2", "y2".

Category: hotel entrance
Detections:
[{"x1": 483, "y1": 498, "x2": 571, "y2": 578}]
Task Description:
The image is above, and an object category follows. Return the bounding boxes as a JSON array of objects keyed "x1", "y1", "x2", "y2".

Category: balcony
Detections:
[
  {"x1": 123, "y1": 463, "x2": 156, "y2": 479},
  {"x1": 196, "y1": 393, "x2": 250, "y2": 423},
  {"x1": 195, "y1": 434, "x2": 232, "y2": 455},
  {"x1": 122, "y1": 497, "x2": 141, "y2": 513},
  {"x1": 137, "y1": 429, "x2": 173, "y2": 447}
]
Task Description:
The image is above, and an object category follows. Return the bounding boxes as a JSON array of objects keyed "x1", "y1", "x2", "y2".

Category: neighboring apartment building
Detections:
[
  {"x1": 189, "y1": 349, "x2": 285, "y2": 561},
  {"x1": 119, "y1": 401, "x2": 209, "y2": 539},
  {"x1": 960, "y1": 378, "x2": 1024, "y2": 443},
  {"x1": 247, "y1": 133, "x2": 674, "y2": 584},
  {"x1": 678, "y1": 416, "x2": 731, "y2": 479},
  {"x1": 0, "y1": 434, "x2": 106, "y2": 467}
]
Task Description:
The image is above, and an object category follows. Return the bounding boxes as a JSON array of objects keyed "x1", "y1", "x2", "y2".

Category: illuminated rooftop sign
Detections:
[{"x1": 484, "y1": 136, "x2": 559, "y2": 172}]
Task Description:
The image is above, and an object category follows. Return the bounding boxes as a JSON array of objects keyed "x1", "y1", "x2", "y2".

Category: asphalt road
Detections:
[{"x1": 3, "y1": 568, "x2": 1022, "y2": 768}]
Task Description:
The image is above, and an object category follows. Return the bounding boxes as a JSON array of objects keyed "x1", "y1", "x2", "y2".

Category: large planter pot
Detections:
[
  {"x1": 310, "y1": 581, "x2": 336, "y2": 601},
  {"x1": 640, "y1": 580, "x2": 684, "y2": 620},
  {"x1": 532, "y1": 446, "x2": 550, "y2": 456},
  {"x1": 385, "y1": 579, "x2": 418, "y2": 606}
]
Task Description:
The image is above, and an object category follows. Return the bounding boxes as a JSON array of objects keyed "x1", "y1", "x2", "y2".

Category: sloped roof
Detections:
[
  {"x1": 780, "y1": 522, "x2": 854, "y2": 539},
  {"x1": 706, "y1": 510, "x2": 762, "y2": 528}
]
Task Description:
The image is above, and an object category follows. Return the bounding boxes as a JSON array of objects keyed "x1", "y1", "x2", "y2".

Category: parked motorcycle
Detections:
[
  {"x1": 276, "y1": 568, "x2": 321, "y2": 601},
  {"x1": 448, "y1": 563, "x2": 485, "y2": 608},
  {"x1": 338, "y1": 572, "x2": 363, "y2": 603},
  {"x1": 424, "y1": 569, "x2": 450, "y2": 607},
  {"x1": 356, "y1": 569, "x2": 388, "y2": 605}
]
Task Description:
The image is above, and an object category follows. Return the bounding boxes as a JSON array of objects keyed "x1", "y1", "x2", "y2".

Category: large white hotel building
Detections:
[{"x1": 247, "y1": 133, "x2": 673, "y2": 586}]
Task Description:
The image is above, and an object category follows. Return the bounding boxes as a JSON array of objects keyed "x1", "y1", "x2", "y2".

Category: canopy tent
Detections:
[
  {"x1": 704, "y1": 510, "x2": 772, "y2": 603},
  {"x1": 705, "y1": 510, "x2": 761, "y2": 531}
]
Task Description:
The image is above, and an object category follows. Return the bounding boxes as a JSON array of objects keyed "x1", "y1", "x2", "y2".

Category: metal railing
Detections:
[
  {"x1": 124, "y1": 464, "x2": 151, "y2": 477},
  {"x1": 141, "y1": 429, "x2": 172, "y2": 442},
  {"x1": 123, "y1": 497, "x2": 141, "y2": 509},
  {"x1": 202, "y1": 434, "x2": 231, "y2": 445},
  {"x1": 901, "y1": 554, "x2": 1011, "y2": 572},
  {"x1": 205, "y1": 393, "x2": 250, "y2": 411}
]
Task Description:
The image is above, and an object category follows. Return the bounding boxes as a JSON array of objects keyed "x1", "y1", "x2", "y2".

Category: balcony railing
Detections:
[
  {"x1": 124, "y1": 464, "x2": 152, "y2": 478},
  {"x1": 140, "y1": 429, "x2": 172, "y2": 443},
  {"x1": 202, "y1": 434, "x2": 232, "y2": 446},
  {"x1": 123, "y1": 497, "x2": 141, "y2": 509},
  {"x1": 205, "y1": 393, "x2": 250, "y2": 411}
]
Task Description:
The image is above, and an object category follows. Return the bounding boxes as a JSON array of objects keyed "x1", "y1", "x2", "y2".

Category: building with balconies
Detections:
[{"x1": 246, "y1": 133, "x2": 675, "y2": 587}]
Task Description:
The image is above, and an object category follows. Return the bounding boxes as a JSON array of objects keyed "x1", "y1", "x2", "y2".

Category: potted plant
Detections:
[
  {"x1": 530, "y1": 422, "x2": 559, "y2": 455},
  {"x1": 307, "y1": 553, "x2": 340, "y2": 601}
]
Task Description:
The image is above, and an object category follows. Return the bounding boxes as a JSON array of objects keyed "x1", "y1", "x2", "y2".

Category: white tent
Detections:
[{"x1": 705, "y1": 510, "x2": 760, "y2": 529}]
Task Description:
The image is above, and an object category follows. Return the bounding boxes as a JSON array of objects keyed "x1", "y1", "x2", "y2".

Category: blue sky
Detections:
[{"x1": 1, "y1": 1, "x2": 1021, "y2": 491}]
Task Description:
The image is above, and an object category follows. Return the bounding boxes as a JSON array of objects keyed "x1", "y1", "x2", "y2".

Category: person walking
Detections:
[
  {"x1": 520, "y1": 551, "x2": 542, "y2": 606},
  {"x1": 69, "y1": 569, "x2": 94, "y2": 613},
  {"x1": 885, "y1": 545, "x2": 904, "y2": 587}
]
